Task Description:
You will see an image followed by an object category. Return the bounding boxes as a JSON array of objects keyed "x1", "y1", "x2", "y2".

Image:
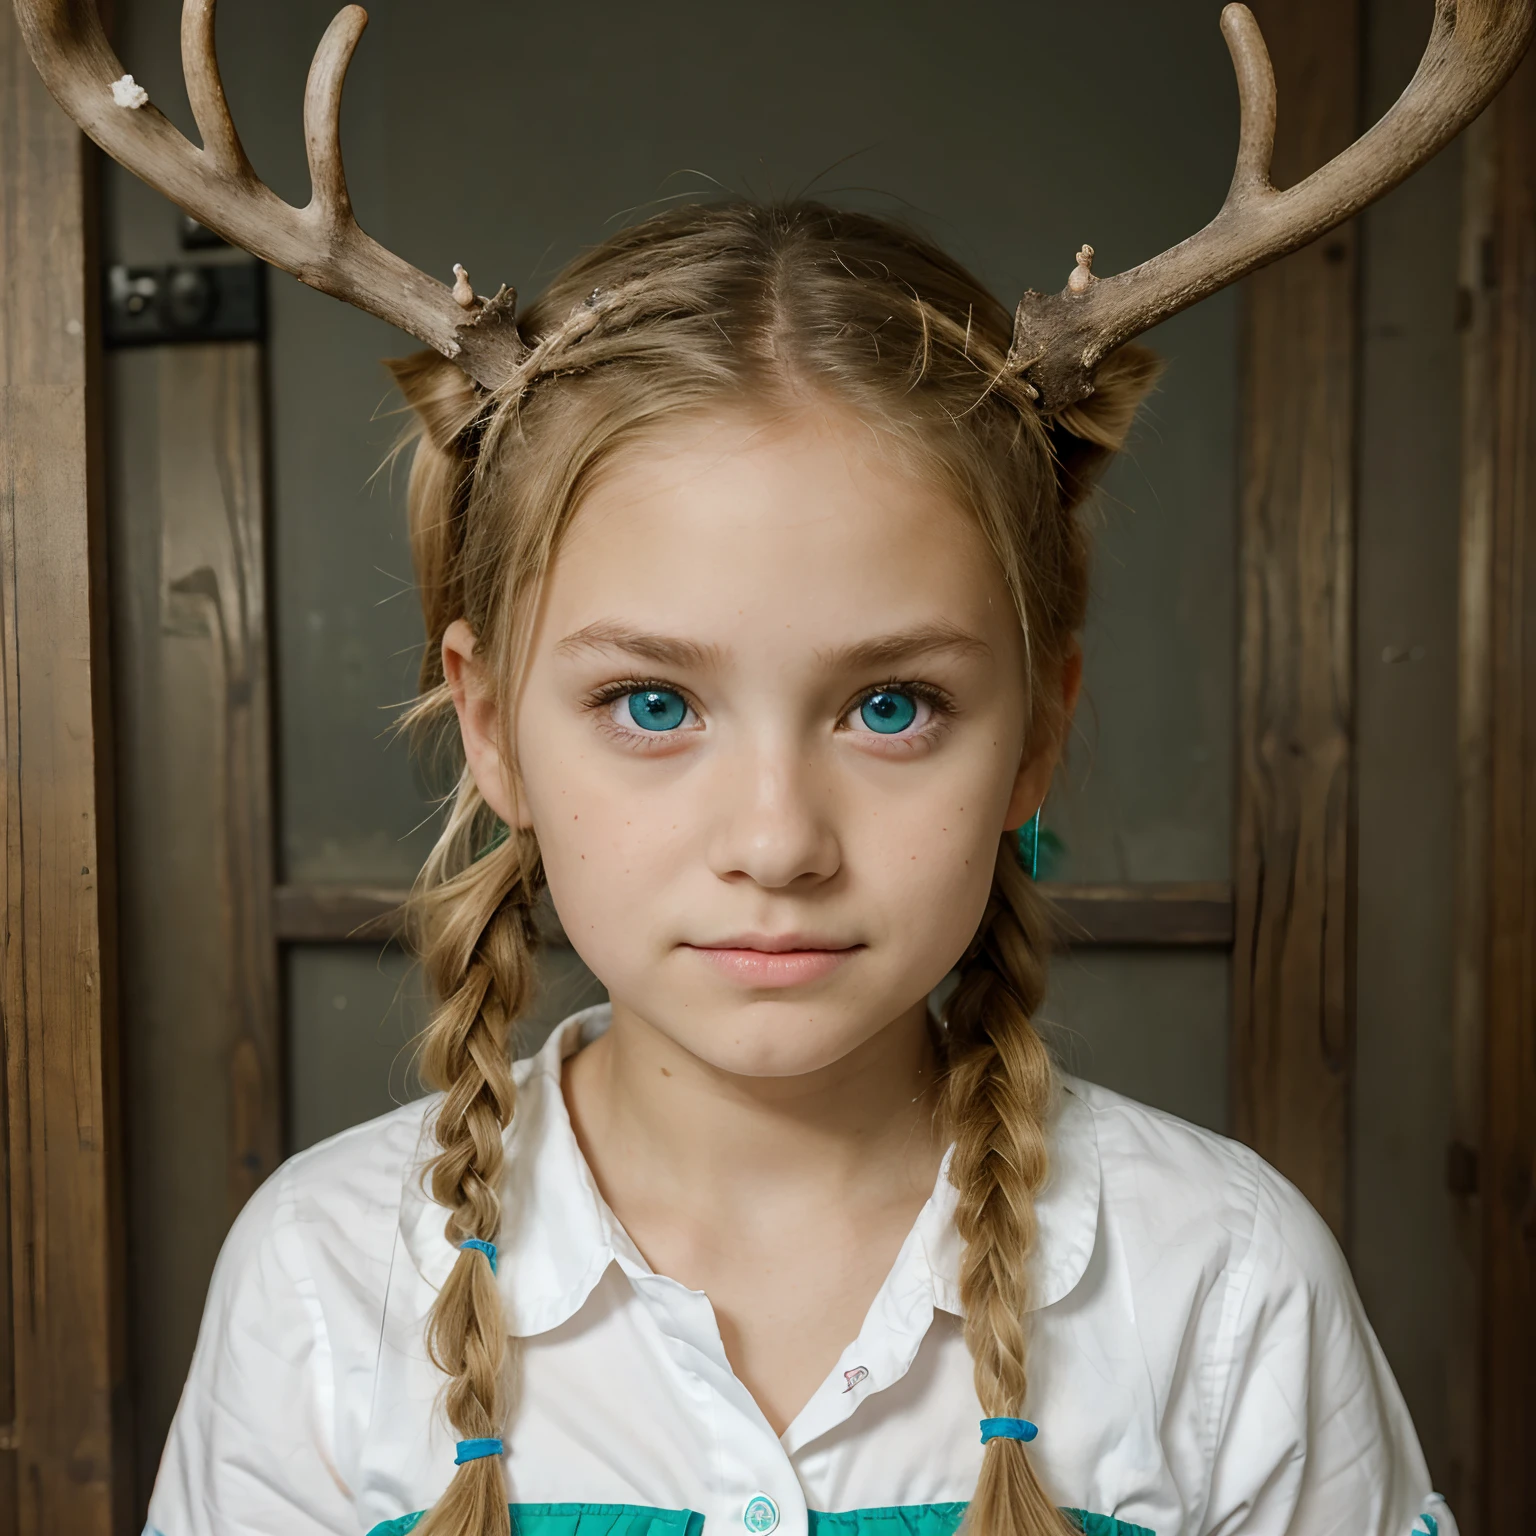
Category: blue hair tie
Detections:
[
  {"x1": 980, "y1": 1417, "x2": 1038, "y2": 1444},
  {"x1": 459, "y1": 1238, "x2": 497, "y2": 1275},
  {"x1": 454, "y1": 1437, "x2": 503, "y2": 1465}
]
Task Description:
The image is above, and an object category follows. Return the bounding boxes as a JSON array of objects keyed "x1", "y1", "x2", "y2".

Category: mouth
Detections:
[{"x1": 682, "y1": 934, "x2": 864, "y2": 988}]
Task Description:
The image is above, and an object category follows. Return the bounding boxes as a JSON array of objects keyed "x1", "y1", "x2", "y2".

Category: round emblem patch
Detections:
[{"x1": 742, "y1": 1494, "x2": 780, "y2": 1535}]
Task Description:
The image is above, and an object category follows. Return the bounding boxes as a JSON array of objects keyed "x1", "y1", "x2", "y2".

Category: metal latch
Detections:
[{"x1": 105, "y1": 260, "x2": 265, "y2": 347}]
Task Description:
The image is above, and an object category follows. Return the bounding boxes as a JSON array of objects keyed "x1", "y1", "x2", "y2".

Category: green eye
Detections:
[
  {"x1": 860, "y1": 690, "x2": 917, "y2": 734},
  {"x1": 627, "y1": 689, "x2": 688, "y2": 731}
]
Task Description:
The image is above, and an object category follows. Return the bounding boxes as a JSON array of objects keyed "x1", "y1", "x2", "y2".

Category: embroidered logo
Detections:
[{"x1": 843, "y1": 1366, "x2": 869, "y2": 1392}]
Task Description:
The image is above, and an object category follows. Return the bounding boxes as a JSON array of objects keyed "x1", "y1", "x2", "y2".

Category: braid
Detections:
[
  {"x1": 409, "y1": 805, "x2": 544, "y2": 1536},
  {"x1": 941, "y1": 836, "x2": 1075, "y2": 1536}
]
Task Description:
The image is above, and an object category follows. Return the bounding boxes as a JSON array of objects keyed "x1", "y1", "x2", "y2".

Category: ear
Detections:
[
  {"x1": 387, "y1": 350, "x2": 484, "y2": 452},
  {"x1": 1045, "y1": 343, "x2": 1163, "y2": 514},
  {"x1": 441, "y1": 618, "x2": 530, "y2": 829},
  {"x1": 1002, "y1": 648, "x2": 1083, "y2": 831}
]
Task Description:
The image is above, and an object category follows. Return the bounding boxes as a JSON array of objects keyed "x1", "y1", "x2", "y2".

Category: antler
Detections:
[
  {"x1": 1014, "y1": 0, "x2": 1534, "y2": 411},
  {"x1": 13, "y1": 0, "x2": 526, "y2": 388}
]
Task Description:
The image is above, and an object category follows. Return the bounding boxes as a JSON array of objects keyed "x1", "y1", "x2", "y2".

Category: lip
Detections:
[{"x1": 683, "y1": 935, "x2": 863, "y2": 988}]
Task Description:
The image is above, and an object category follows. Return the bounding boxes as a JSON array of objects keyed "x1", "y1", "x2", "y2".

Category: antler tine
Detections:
[
  {"x1": 181, "y1": 0, "x2": 251, "y2": 180},
  {"x1": 1013, "y1": 0, "x2": 1535, "y2": 412},
  {"x1": 304, "y1": 6, "x2": 366, "y2": 230},
  {"x1": 1222, "y1": 5, "x2": 1276, "y2": 202},
  {"x1": 14, "y1": 0, "x2": 527, "y2": 389}
]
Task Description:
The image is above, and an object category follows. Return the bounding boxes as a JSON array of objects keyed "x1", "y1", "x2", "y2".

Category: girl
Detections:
[
  {"x1": 143, "y1": 202, "x2": 1449, "y2": 1536},
  {"x1": 21, "y1": 2, "x2": 1524, "y2": 1533}
]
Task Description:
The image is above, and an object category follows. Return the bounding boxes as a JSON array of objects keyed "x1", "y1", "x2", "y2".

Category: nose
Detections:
[{"x1": 705, "y1": 742, "x2": 841, "y2": 890}]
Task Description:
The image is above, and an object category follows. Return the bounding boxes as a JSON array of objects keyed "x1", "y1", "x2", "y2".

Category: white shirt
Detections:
[{"x1": 146, "y1": 1005, "x2": 1453, "y2": 1536}]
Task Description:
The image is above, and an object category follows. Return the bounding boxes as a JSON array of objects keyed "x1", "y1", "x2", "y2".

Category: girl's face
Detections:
[{"x1": 446, "y1": 406, "x2": 1071, "y2": 1079}]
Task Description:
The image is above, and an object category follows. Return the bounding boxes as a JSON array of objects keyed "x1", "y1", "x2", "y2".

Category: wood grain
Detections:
[
  {"x1": 1044, "y1": 883, "x2": 1234, "y2": 947},
  {"x1": 1473, "y1": 50, "x2": 1536, "y2": 1531},
  {"x1": 0, "y1": 7, "x2": 127, "y2": 1533},
  {"x1": 1231, "y1": 0, "x2": 1361, "y2": 1242},
  {"x1": 1449, "y1": 109, "x2": 1498, "y2": 1530},
  {"x1": 109, "y1": 342, "x2": 280, "y2": 1512}
]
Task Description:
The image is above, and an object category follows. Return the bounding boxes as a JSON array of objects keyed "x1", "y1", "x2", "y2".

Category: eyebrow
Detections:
[
  {"x1": 555, "y1": 618, "x2": 991, "y2": 674},
  {"x1": 554, "y1": 620, "x2": 724, "y2": 671},
  {"x1": 816, "y1": 621, "x2": 991, "y2": 673}
]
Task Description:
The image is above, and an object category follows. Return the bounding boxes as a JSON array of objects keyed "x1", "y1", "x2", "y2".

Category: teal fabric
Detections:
[
  {"x1": 807, "y1": 1504, "x2": 969, "y2": 1536},
  {"x1": 805, "y1": 1505, "x2": 1153, "y2": 1536},
  {"x1": 366, "y1": 1504, "x2": 707, "y2": 1536},
  {"x1": 1063, "y1": 1511, "x2": 1158, "y2": 1536},
  {"x1": 367, "y1": 1500, "x2": 1152, "y2": 1536}
]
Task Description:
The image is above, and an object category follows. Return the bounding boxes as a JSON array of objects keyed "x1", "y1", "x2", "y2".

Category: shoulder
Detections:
[
  {"x1": 216, "y1": 1095, "x2": 443, "y2": 1309},
  {"x1": 1062, "y1": 1075, "x2": 1349, "y2": 1305}
]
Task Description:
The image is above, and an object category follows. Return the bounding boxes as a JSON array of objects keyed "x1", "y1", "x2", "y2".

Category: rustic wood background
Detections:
[
  {"x1": 0, "y1": 3, "x2": 127, "y2": 1532},
  {"x1": 1, "y1": 0, "x2": 1533, "y2": 1530}
]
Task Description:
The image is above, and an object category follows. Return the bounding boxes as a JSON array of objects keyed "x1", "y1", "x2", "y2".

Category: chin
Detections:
[{"x1": 660, "y1": 993, "x2": 885, "y2": 1080}]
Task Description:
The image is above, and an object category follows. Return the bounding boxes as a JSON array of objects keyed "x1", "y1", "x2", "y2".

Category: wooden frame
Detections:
[
  {"x1": 109, "y1": 339, "x2": 281, "y2": 1507},
  {"x1": 1231, "y1": 0, "x2": 1361, "y2": 1244},
  {"x1": 0, "y1": 7, "x2": 127, "y2": 1533},
  {"x1": 1452, "y1": 54, "x2": 1536, "y2": 1532}
]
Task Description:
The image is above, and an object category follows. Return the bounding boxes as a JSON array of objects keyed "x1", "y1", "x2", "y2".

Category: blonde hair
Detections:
[{"x1": 394, "y1": 201, "x2": 1158, "y2": 1536}]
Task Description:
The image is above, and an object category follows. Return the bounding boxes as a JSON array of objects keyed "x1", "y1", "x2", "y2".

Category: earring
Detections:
[
  {"x1": 1017, "y1": 809, "x2": 1042, "y2": 880},
  {"x1": 474, "y1": 819, "x2": 510, "y2": 862}
]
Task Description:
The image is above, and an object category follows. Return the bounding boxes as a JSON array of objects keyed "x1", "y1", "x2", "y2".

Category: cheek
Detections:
[
  {"x1": 516, "y1": 735, "x2": 684, "y2": 968},
  {"x1": 849, "y1": 760, "x2": 1011, "y2": 962}
]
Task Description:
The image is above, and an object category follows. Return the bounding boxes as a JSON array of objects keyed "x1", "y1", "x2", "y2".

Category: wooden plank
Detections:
[
  {"x1": 1476, "y1": 50, "x2": 1536, "y2": 1532},
  {"x1": 1044, "y1": 883, "x2": 1234, "y2": 946},
  {"x1": 109, "y1": 342, "x2": 280, "y2": 1511},
  {"x1": 273, "y1": 880, "x2": 1237, "y2": 949},
  {"x1": 1231, "y1": 0, "x2": 1361, "y2": 1243},
  {"x1": 1448, "y1": 109, "x2": 1498, "y2": 1531},
  {"x1": 0, "y1": 7, "x2": 127, "y2": 1533},
  {"x1": 273, "y1": 881, "x2": 411, "y2": 944}
]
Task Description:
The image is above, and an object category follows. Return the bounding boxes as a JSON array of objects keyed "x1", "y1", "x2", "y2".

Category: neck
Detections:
[{"x1": 563, "y1": 997, "x2": 946, "y2": 1223}]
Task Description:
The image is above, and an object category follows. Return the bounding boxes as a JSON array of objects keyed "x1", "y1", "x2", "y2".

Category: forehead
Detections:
[{"x1": 541, "y1": 407, "x2": 1019, "y2": 656}]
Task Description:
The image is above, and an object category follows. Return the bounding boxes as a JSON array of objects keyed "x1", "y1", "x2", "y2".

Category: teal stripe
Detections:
[
  {"x1": 808, "y1": 1505, "x2": 968, "y2": 1536},
  {"x1": 367, "y1": 1504, "x2": 706, "y2": 1536},
  {"x1": 806, "y1": 1507, "x2": 1153, "y2": 1536},
  {"x1": 1063, "y1": 1511, "x2": 1157, "y2": 1536},
  {"x1": 368, "y1": 1500, "x2": 1151, "y2": 1536}
]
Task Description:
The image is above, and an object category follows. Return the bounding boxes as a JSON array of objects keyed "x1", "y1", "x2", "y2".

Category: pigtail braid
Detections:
[
  {"x1": 941, "y1": 835, "x2": 1075, "y2": 1536},
  {"x1": 410, "y1": 801, "x2": 545, "y2": 1536}
]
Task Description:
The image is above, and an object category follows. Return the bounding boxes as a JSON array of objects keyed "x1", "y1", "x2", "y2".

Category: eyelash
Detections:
[
  {"x1": 582, "y1": 678, "x2": 703, "y2": 748},
  {"x1": 840, "y1": 678, "x2": 957, "y2": 745},
  {"x1": 581, "y1": 676, "x2": 958, "y2": 746}
]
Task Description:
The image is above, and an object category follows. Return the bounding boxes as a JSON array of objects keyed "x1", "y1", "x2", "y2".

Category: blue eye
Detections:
[
  {"x1": 860, "y1": 690, "x2": 917, "y2": 734},
  {"x1": 627, "y1": 689, "x2": 688, "y2": 731}
]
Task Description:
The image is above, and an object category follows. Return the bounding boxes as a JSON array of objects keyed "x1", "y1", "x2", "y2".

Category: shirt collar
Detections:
[
  {"x1": 917, "y1": 1073, "x2": 1102, "y2": 1315},
  {"x1": 400, "y1": 1005, "x2": 616, "y2": 1337},
  {"x1": 399, "y1": 1004, "x2": 1102, "y2": 1335}
]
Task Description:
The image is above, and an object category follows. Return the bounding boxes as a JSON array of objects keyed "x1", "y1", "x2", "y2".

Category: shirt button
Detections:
[{"x1": 743, "y1": 1494, "x2": 780, "y2": 1535}]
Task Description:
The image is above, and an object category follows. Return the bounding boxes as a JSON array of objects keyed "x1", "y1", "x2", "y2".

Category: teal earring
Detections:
[
  {"x1": 1017, "y1": 809, "x2": 1042, "y2": 880},
  {"x1": 474, "y1": 819, "x2": 510, "y2": 862}
]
